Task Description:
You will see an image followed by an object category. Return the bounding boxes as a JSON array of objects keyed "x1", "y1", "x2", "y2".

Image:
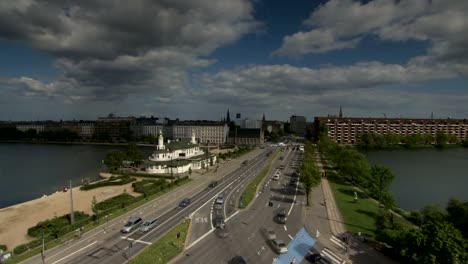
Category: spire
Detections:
[
  {"x1": 226, "y1": 108, "x2": 231, "y2": 123},
  {"x1": 339, "y1": 105, "x2": 343, "y2": 118},
  {"x1": 262, "y1": 113, "x2": 266, "y2": 122}
]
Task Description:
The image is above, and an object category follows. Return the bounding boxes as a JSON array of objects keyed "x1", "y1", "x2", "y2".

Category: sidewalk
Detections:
[{"x1": 314, "y1": 152, "x2": 346, "y2": 237}]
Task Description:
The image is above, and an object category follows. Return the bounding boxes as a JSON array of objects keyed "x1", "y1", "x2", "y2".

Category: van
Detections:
[{"x1": 139, "y1": 217, "x2": 158, "y2": 233}]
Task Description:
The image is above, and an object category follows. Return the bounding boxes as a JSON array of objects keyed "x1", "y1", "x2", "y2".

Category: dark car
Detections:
[
  {"x1": 277, "y1": 209, "x2": 287, "y2": 224},
  {"x1": 214, "y1": 215, "x2": 226, "y2": 229},
  {"x1": 209, "y1": 181, "x2": 218, "y2": 187},
  {"x1": 228, "y1": 256, "x2": 247, "y2": 264},
  {"x1": 305, "y1": 253, "x2": 322, "y2": 263},
  {"x1": 242, "y1": 160, "x2": 248, "y2": 165},
  {"x1": 179, "y1": 198, "x2": 191, "y2": 207}
]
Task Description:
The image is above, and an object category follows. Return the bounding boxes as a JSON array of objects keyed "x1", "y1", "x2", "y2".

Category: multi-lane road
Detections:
[
  {"x1": 21, "y1": 147, "x2": 277, "y2": 264},
  {"x1": 177, "y1": 147, "x2": 305, "y2": 264}
]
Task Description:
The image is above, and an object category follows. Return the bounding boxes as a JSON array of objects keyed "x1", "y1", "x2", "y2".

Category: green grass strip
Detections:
[
  {"x1": 5, "y1": 179, "x2": 191, "y2": 264},
  {"x1": 128, "y1": 219, "x2": 190, "y2": 264},
  {"x1": 238, "y1": 150, "x2": 279, "y2": 208}
]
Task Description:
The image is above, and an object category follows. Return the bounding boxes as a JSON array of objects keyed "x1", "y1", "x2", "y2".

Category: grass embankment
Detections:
[
  {"x1": 238, "y1": 150, "x2": 279, "y2": 209},
  {"x1": 321, "y1": 156, "x2": 409, "y2": 238},
  {"x1": 128, "y1": 219, "x2": 190, "y2": 264},
  {"x1": 5, "y1": 178, "x2": 191, "y2": 264}
]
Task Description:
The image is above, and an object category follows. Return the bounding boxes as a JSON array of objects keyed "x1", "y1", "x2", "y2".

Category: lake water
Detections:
[
  {"x1": 0, "y1": 143, "x2": 154, "y2": 208},
  {"x1": 365, "y1": 147, "x2": 468, "y2": 210}
]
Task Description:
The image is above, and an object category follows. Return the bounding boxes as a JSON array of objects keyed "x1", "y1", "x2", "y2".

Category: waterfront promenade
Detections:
[{"x1": 0, "y1": 148, "x2": 261, "y2": 251}]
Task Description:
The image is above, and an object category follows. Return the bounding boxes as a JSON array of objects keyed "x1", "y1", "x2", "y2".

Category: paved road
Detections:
[
  {"x1": 20, "y1": 148, "x2": 269, "y2": 264},
  {"x1": 176, "y1": 147, "x2": 305, "y2": 264}
]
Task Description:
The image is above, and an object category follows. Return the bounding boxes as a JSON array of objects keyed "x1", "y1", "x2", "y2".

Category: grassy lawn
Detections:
[
  {"x1": 238, "y1": 150, "x2": 279, "y2": 209},
  {"x1": 328, "y1": 175, "x2": 378, "y2": 238},
  {"x1": 128, "y1": 219, "x2": 190, "y2": 264}
]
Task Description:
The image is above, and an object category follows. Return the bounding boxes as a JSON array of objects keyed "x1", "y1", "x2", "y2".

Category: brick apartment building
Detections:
[{"x1": 314, "y1": 117, "x2": 468, "y2": 144}]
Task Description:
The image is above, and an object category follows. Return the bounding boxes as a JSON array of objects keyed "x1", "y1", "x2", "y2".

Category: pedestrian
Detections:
[{"x1": 324, "y1": 199, "x2": 327, "y2": 206}]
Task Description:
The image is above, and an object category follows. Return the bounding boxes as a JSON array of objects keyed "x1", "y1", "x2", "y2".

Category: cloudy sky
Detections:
[{"x1": 1, "y1": 0, "x2": 467, "y2": 121}]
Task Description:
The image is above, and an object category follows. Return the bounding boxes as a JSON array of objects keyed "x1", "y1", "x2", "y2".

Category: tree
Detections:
[
  {"x1": 446, "y1": 199, "x2": 468, "y2": 239},
  {"x1": 125, "y1": 143, "x2": 143, "y2": 163},
  {"x1": 398, "y1": 220, "x2": 468, "y2": 264},
  {"x1": 435, "y1": 131, "x2": 448, "y2": 147},
  {"x1": 104, "y1": 150, "x2": 126, "y2": 171},
  {"x1": 420, "y1": 204, "x2": 446, "y2": 224},
  {"x1": 369, "y1": 165, "x2": 395, "y2": 209}
]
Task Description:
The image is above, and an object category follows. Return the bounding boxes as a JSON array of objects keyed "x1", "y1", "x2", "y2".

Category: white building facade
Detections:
[
  {"x1": 172, "y1": 121, "x2": 229, "y2": 144},
  {"x1": 145, "y1": 131, "x2": 216, "y2": 174}
]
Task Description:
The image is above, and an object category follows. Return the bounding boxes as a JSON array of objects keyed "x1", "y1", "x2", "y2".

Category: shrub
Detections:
[
  {"x1": 27, "y1": 212, "x2": 89, "y2": 238},
  {"x1": 0, "y1": 244, "x2": 7, "y2": 251},
  {"x1": 80, "y1": 175, "x2": 136, "y2": 190},
  {"x1": 94, "y1": 193, "x2": 138, "y2": 211}
]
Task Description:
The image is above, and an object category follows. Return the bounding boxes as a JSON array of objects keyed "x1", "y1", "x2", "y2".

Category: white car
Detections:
[{"x1": 272, "y1": 172, "x2": 281, "y2": 180}]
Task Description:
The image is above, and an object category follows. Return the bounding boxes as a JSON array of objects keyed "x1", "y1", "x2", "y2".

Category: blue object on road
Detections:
[{"x1": 273, "y1": 228, "x2": 316, "y2": 264}]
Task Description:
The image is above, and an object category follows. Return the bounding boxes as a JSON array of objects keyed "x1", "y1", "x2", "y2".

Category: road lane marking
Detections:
[
  {"x1": 120, "y1": 237, "x2": 152, "y2": 245},
  {"x1": 50, "y1": 241, "x2": 97, "y2": 264},
  {"x1": 288, "y1": 234, "x2": 294, "y2": 240},
  {"x1": 284, "y1": 225, "x2": 287, "y2": 231},
  {"x1": 186, "y1": 228, "x2": 215, "y2": 249}
]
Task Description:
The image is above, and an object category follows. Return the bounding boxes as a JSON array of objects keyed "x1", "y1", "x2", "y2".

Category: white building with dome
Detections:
[{"x1": 144, "y1": 131, "x2": 216, "y2": 174}]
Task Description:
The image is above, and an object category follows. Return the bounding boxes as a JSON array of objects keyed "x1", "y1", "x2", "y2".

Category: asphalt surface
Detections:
[
  {"x1": 20, "y1": 148, "x2": 271, "y2": 264},
  {"x1": 176, "y1": 147, "x2": 306, "y2": 264}
]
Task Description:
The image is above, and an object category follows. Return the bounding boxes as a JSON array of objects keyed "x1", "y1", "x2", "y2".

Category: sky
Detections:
[{"x1": 1, "y1": 0, "x2": 468, "y2": 121}]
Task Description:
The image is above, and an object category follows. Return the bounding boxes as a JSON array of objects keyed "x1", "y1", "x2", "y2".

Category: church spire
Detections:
[
  {"x1": 339, "y1": 105, "x2": 343, "y2": 118},
  {"x1": 262, "y1": 113, "x2": 266, "y2": 122},
  {"x1": 226, "y1": 108, "x2": 231, "y2": 123}
]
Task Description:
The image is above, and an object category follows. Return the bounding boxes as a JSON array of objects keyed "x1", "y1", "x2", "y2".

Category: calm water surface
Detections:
[
  {"x1": 365, "y1": 148, "x2": 468, "y2": 210},
  {"x1": 0, "y1": 143, "x2": 153, "y2": 208}
]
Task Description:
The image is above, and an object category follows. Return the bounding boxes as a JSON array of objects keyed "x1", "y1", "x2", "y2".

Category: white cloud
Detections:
[
  {"x1": 0, "y1": 0, "x2": 259, "y2": 101},
  {"x1": 275, "y1": 0, "x2": 468, "y2": 61}
]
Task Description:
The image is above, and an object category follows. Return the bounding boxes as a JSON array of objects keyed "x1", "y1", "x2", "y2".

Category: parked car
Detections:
[
  {"x1": 121, "y1": 216, "x2": 143, "y2": 233},
  {"x1": 242, "y1": 160, "x2": 248, "y2": 165},
  {"x1": 269, "y1": 239, "x2": 288, "y2": 254},
  {"x1": 179, "y1": 198, "x2": 191, "y2": 207},
  {"x1": 209, "y1": 181, "x2": 218, "y2": 187},
  {"x1": 277, "y1": 209, "x2": 287, "y2": 224},
  {"x1": 139, "y1": 217, "x2": 158, "y2": 233}
]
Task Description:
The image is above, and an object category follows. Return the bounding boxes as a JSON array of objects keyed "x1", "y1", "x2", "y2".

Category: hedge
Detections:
[
  {"x1": 27, "y1": 212, "x2": 89, "y2": 238},
  {"x1": 94, "y1": 193, "x2": 139, "y2": 211},
  {"x1": 80, "y1": 175, "x2": 136, "y2": 190}
]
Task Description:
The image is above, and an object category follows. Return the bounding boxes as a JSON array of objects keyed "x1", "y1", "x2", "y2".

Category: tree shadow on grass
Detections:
[
  {"x1": 356, "y1": 209, "x2": 377, "y2": 219},
  {"x1": 336, "y1": 187, "x2": 369, "y2": 199}
]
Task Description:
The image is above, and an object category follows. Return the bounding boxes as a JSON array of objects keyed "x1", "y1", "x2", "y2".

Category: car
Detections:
[
  {"x1": 209, "y1": 181, "x2": 218, "y2": 187},
  {"x1": 139, "y1": 217, "x2": 158, "y2": 233},
  {"x1": 279, "y1": 156, "x2": 284, "y2": 160},
  {"x1": 269, "y1": 239, "x2": 288, "y2": 254},
  {"x1": 179, "y1": 198, "x2": 191, "y2": 207},
  {"x1": 242, "y1": 160, "x2": 248, "y2": 165},
  {"x1": 277, "y1": 209, "x2": 287, "y2": 224},
  {"x1": 228, "y1": 256, "x2": 247, "y2": 264},
  {"x1": 272, "y1": 174, "x2": 280, "y2": 180},
  {"x1": 121, "y1": 216, "x2": 143, "y2": 233},
  {"x1": 214, "y1": 215, "x2": 226, "y2": 229},
  {"x1": 279, "y1": 165, "x2": 285, "y2": 169},
  {"x1": 264, "y1": 228, "x2": 277, "y2": 240}
]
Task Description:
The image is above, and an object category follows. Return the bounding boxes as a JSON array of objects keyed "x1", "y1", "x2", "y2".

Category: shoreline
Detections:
[{"x1": 0, "y1": 179, "x2": 140, "y2": 250}]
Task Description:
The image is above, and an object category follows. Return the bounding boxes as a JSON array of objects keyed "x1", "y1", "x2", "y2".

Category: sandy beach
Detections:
[{"x1": 0, "y1": 182, "x2": 139, "y2": 250}]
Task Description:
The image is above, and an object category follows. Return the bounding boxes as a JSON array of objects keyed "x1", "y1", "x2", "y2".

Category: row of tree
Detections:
[
  {"x1": 0, "y1": 127, "x2": 80, "y2": 142},
  {"x1": 298, "y1": 142, "x2": 321, "y2": 206},
  {"x1": 359, "y1": 132, "x2": 465, "y2": 150},
  {"x1": 317, "y1": 131, "x2": 468, "y2": 263}
]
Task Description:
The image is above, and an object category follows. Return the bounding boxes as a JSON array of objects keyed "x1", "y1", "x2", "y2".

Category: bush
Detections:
[
  {"x1": 13, "y1": 235, "x2": 52, "y2": 255},
  {"x1": 0, "y1": 244, "x2": 7, "y2": 251},
  {"x1": 132, "y1": 179, "x2": 169, "y2": 196},
  {"x1": 27, "y1": 212, "x2": 89, "y2": 238},
  {"x1": 80, "y1": 175, "x2": 136, "y2": 190},
  {"x1": 94, "y1": 193, "x2": 138, "y2": 211}
]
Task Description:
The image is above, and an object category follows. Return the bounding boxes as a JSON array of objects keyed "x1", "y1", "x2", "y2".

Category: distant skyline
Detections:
[{"x1": 1, "y1": 0, "x2": 468, "y2": 120}]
